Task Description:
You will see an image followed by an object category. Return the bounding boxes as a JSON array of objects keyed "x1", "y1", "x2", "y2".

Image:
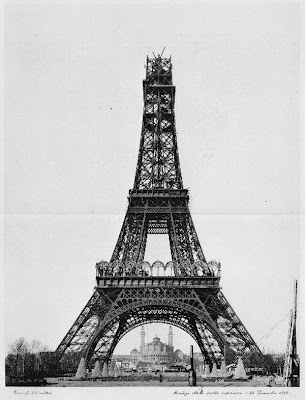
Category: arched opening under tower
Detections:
[
  {"x1": 84, "y1": 298, "x2": 225, "y2": 369},
  {"x1": 113, "y1": 323, "x2": 202, "y2": 370}
]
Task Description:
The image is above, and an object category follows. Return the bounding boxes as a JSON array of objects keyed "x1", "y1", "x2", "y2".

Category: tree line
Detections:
[{"x1": 5, "y1": 337, "x2": 286, "y2": 384}]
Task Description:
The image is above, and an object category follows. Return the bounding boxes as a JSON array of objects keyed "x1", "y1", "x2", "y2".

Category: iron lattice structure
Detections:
[{"x1": 55, "y1": 54, "x2": 261, "y2": 369}]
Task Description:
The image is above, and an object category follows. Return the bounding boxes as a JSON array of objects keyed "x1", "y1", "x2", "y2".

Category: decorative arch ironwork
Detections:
[{"x1": 83, "y1": 295, "x2": 225, "y2": 366}]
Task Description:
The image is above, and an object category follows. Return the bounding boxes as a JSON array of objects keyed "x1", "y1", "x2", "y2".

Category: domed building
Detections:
[{"x1": 130, "y1": 325, "x2": 181, "y2": 366}]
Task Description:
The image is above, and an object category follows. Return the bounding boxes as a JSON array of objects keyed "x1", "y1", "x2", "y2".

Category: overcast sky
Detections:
[{"x1": 3, "y1": 2, "x2": 301, "y2": 356}]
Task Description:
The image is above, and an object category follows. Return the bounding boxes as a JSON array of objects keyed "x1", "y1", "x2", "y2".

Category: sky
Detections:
[{"x1": 3, "y1": 2, "x2": 301, "y2": 356}]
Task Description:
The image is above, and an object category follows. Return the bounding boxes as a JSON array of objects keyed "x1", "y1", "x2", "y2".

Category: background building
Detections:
[{"x1": 130, "y1": 325, "x2": 183, "y2": 368}]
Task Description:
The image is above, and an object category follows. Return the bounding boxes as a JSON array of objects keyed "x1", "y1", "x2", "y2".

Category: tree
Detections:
[
  {"x1": 30, "y1": 339, "x2": 49, "y2": 354},
  {"x1": 9, "y1": 337, "x2": 29, "y2": 357},
  {"x1": 243, "y1": 351, "x2": 285, "y2": 375},
  {"x1": 59, "y1": 351, "x2": 81, "y2": 374},
  {"x1": 8, "y1": 337, "x2": 49, "y2": 356},
  {"x1": 6, "y1": 338, "x2": 50, "y2": 381}
]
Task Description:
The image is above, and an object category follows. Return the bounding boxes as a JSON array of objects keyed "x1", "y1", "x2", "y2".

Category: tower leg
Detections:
[
  {"x1": 92, "y1": 359, "x2": 101, "y2": 378},
  {"x1": 102, "y1": 362, "x2": 109, "y2": 377},
  {"x1": 75, "y1": 357, "x2": 86, "y2": 379}
]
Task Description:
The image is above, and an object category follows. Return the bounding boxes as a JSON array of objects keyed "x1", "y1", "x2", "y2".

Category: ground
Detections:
[{"x1": 44, "y1": 377, "x2": 283, "y2": 387}]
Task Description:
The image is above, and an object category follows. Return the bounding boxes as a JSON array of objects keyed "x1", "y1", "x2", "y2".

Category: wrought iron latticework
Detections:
[
  {"x1": 55, "y1": 54, "x2": 261, "y2": 371},
  {"x1": 110, "y1": 55, "x2": 206, "y2": 272},
  {"x1": 134, "y1": 56, "x2": 182, "y2": 190}
]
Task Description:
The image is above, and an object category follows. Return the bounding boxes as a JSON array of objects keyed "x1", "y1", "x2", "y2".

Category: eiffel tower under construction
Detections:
[{"x1": 55, "y1": 53, "x2": 261, "y2": 374}]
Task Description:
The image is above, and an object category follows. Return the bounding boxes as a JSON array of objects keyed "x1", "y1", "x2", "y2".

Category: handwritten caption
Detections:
[
  {"x1": 172, "y1": 389, "x2": 290, "y2": 396},
  {"x1": 13, "y1": 390, "x2": 52, "y2": 395}
]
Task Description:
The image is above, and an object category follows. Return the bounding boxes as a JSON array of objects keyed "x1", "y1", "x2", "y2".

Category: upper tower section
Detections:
[{"x1": 133, "y1": 54, "x2": 183, "y2": 190}]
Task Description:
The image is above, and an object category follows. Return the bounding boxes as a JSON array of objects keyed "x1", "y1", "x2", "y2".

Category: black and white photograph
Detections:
[{"x1": 1, "y1": 1, "x2": 303, "y2": 399}]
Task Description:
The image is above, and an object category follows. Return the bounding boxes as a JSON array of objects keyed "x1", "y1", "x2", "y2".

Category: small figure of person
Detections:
[{"x1": 159, "y1": 373, "x2": 163, "y2": 383}]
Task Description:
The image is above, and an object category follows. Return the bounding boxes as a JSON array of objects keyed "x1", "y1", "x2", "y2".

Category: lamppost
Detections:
[{"x1": 188, "y1": 345, "x2": 196, "y2": 386}]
